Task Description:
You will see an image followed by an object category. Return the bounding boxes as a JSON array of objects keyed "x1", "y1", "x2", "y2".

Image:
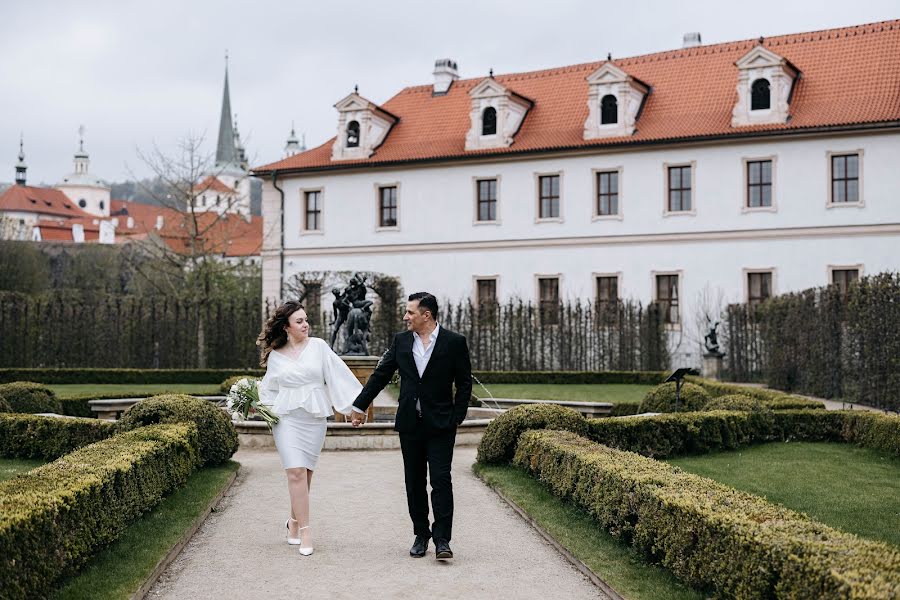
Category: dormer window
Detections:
[
  {"x1": 347, "y1": 121, "x2": 360, "y2": 147},
  {"x1": 465, "y1": 78, "x2": 533, "y2": 151},
  {"x1": 583, "y1": 62, "x2": 649, "y2": 139},
  {"x1": 600, "y1": 95, "x2": 618, "y2": 124},
  {"x1": 732, "y1": 45, "x2": 798, "y2": 127},
  {"x1": 751, "y1": 79, "x2": 770, "y2": 110},
  {"x1": 331, "y1": 91, "x2": 398, "y2": 161},
  {"x1": 481, "y1": 107, "x2": 497, "y2": 135}
]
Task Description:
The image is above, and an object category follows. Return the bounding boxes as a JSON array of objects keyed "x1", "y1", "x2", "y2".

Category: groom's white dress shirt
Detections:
[{"x1": 352, "y1": 324, "x2": 440, "y2": 415}]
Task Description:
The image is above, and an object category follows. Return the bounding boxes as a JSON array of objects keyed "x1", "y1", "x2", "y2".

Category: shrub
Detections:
[
  {"x1": 0, "y1": 381, "x2": 62, "y2": 414},
  {"x1": 220, "y1": 375, "x2": 244, "y2": 395},
  {"x1": 477, "y1": 403, "x2": 586, "y2": 464},
  {"x1": 704, "y1": 394, "x2": 768, "y2": 412},
  {"x1": 57, "y1": 396, "x2": 94, "y2": 418},
  {"x1": 0, "y1": 368, "x2": 264, "y2": 385},
  {"x1": 608, "y1": 402, "x2": 641, "y2": 417},
  {"x1": 841, "y1": 411, "x2": 900, "y2": 458},
  {"x1": 0, "y1": 414, "x2": 116, "y2": 460},
  {"x1": 116, "y1": 394, "x2": 238, "y2": 466},
  {"x1": 690, "y1": 377, "x2": 826, "y2": 410},
  {"x1": 764, "y1": 395, "x2": 827, "y2": 410},
  {"x1": 0, "y1": 423, "x2": 200, "y2": 599},
  {"x1": 472, "y1": 371, "x2": 669, "y2": 385},
  {"x1": 638, "y1": 382, "x2": 709, "y2": 413},
  {"x1": 0, "y1": 397, "x2": 10, "y2": 413},
  {"x1": 514, "y1": 429, "x2": 900, "y2": 599}
]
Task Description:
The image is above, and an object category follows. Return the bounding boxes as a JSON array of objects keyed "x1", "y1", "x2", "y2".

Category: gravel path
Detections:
[{"x1": 147, "y1": 447, "x2": 606, "y2": 600}]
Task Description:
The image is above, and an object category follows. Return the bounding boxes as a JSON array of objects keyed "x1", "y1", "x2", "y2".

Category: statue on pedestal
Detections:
[
  {"x1": 703, "y1": 320, "x2": 722, "y2": 356},
  {"x1": 330, "y1": 272, "x2": 373, "y2": 356}
]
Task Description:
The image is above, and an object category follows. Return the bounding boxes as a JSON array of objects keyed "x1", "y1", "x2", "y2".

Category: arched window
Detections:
[
  {"x1": 346, "y1": 121, "x2": 360, "y2": 147},
  {"x1": 481, "y1": 107, "x2": 497, "y2": 136},
  {"x1": 99, "y1": 200, "x2": 105, "y2": 211},
  {"x1": 751, "y1": 79, "x2": 770, "y2": 110},
  {"x1": 601, "y1": 94, "x2": 618, "y2": 124},
  {"x1": 78, "y1": 199, "x2": 87, "y2": 208}
]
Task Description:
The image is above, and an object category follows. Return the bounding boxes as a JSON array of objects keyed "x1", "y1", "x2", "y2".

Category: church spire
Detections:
[
  {"x1": 215, "y1": 51, "x2": 239, "y2": 170},
  {"x1": 15, "y1": 133, "x2": 26, "y2": 186},
  {"x1": 284, "y1": 121, "x2": 302, "y2": 157},
  {"x1": 73, "y1": 125, "x2": 89, "y2": 175}
]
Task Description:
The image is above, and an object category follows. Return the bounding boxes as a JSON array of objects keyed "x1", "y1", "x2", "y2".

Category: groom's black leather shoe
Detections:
[
  {"x1": 410, "y1": 534, "x2": 430, "y2": 557},
  {"x1": 434, "y1": 538, "x2": 453, "y2": 561}
]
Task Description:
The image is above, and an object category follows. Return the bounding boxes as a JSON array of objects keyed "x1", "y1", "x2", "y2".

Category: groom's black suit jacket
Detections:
[{"x1": 353, "y1": 328, "x2": 472, "y2": 433}]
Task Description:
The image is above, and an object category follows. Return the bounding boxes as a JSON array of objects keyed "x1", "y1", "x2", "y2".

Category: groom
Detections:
[{"x1": 350, "y1": 292, "x2": 472, "y2": 561}]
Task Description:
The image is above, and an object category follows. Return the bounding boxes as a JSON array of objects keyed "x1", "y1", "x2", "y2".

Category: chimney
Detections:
[
  {"x1": 683, "y1": 32, "x2": 702, "y2": 48},
  {"x1": 155, "y1": 215, "x2": 164, "y2": 230},
  {"x1": 433, "y1": 59, "x2": 459, "y2": 96}
]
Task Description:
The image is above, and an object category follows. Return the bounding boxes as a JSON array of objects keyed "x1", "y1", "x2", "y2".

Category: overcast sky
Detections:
[{"x1": 2, "y1": 0, "x2": 896, "y2": 185}]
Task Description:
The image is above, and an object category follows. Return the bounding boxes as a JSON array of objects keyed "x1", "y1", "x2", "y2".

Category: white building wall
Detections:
[{"x1": 55, "y1": 184, "x2": 110, "y2": 218}]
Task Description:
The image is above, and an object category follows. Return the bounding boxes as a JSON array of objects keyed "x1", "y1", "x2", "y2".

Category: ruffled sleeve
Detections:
[
  {"x1": 321, "y1": 341, "x2": 363, "y2": 415},
  {"x1": 258, "y1": 365, "x2": 279, "y2": 407}
]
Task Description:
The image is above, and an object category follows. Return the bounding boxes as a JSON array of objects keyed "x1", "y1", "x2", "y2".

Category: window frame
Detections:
[
  {"x1": 300, "y1": 187, "x2": 324, "y2": 235},
  {"x1": 663, "y1": 161, "x2": 697, "y2": 217},
  {"x1": 374, "y1": 182, "x2": 400, "y2": 231},
  {"x1": 652, "y1": 270, "x2": 683, "y2": 330},
  {"x1": 743, "y1": 268, "x2": 777, "y2": 307},
  {"x1": 346, "y1": 120, "x2": 360, "y2": 148},
  {"x1": 741, "y1": 156, "x2": 777, "y2": 213},
  {"x1": 481, "y1": 106, "x2": 498, "y2": 136},
  {"x1": 535, "y1": 274, "x2": 562, "y2": 326},
  {"x1": 472, "y1": 176, "x2": 501, "y2": 225},
  {"x1": 534, "y1": 171, "x2": 563, "y2": 223},
  {"x1": 750, "y1": 78, "x2": 771, "y2": 111},
  {"x1": 472, "y1": 275, "x2": 500, "y2": 308},
  {"x1": 593, "y1": 271, "x2": 622, "y2": 308},
  {"x1": 826, "y1": 150, "x2": 864, "y2": 208},
  {"x1": 600, "y1": 94, "x2": 618, "y2": 124},
  {"x1": 827, "y1": 264, "x2": 864, "y2": 293},
  {"x1": 592, "y1": 167, "x2": 623, "y2": 220}
]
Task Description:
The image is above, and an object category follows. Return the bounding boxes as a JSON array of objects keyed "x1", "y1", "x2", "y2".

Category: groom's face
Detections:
[{"x1": 403, "y1": 300, "x2": 429, "y2": 332}]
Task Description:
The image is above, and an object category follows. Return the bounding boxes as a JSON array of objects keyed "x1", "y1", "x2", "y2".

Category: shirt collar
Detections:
[{"x1": 412, "y1": 323, "x2": 440, "y2": 342}]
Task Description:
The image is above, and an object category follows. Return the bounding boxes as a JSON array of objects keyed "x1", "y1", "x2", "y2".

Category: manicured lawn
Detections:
[
  {"x1": 48, "y1": 383, "x2": 221, "y2": 399},
  {"x1": 669, "y1": 442, "x2": 900, "y2": 548},
  {"x1": 474, "y1": 463, "x2": 703, "y2": 600},
  {"x1": 53, "y1": 461, "x2": 240, "y2": 600},
  {"x1": 0, "y1": 457, "x2": 45, "y2": 482},
  {"x1": 386, "y1": 383, "x2": 652, "y2": 404}
]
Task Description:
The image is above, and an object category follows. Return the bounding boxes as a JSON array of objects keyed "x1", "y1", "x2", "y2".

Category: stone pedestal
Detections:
[
  {"x1": 701, "y1": 352, "x2": 725, "y2": 380},
  {"x1": 335, "y1": 355, "x2": 380, "y2": 422}
]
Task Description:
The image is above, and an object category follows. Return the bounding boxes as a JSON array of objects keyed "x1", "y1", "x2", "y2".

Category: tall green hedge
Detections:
[
  {"x1": 0, "y1": 423, "x2": 200, "y2": 599},
  {"x1": 0, "y1": 414, "x2": 116, "y2": 460},
  {"x1": 472, "y1": 370, "x2": 668, "y2": 385},
  {"x1": 689, "y1": 376, "x2": 826, "y2": 410},
  {"x1": 514, "y1": 429, "x2": 900, "y2": 599},
  {"x1": 0, "y1": 368, "x2": 263, "y2": 385}
]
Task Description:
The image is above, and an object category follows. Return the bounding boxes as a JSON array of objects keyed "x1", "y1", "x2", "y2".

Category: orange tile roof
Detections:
[
  {"x1": 0, "y1": 185, "x2": 93, "y2": 218},
  {"x1": 255, "y1": 19, "x2": 900, "y2": 174},
  {"x1": 194, "y1": 176, "x2": 236, "y2": 194},
  {"x1": 34, "y1": 218, "x2": 101, "y2": 242}
]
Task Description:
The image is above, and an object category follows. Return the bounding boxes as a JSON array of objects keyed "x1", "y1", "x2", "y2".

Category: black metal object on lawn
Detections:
[{"x1": 664, "y1": 368, "x2": 695, "y2": 412}]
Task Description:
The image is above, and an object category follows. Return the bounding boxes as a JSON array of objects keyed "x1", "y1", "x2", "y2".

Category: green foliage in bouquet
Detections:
[
  {"x1": 477, "y1": 403, "x2": 586, "y2": 464},
  {"x1": 0, "y1": 413, "x2": 115, "y2": 460},
  {"x1": 0, "y1": 381, "x2": 62, "y2": 414},
  {"x1": 638, "y1": 382, "x2": 710, "y2": 413},
  {"x1": 117, "y1": 394, "x2": 238, "y2": 466}
]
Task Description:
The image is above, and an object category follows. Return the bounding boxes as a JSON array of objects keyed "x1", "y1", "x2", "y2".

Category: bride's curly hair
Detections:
[{"x1": 257, "y1": 300, "x2": 305, "y2": 366}]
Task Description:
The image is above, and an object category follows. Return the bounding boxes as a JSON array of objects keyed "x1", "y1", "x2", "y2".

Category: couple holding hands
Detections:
[{"x1": 256, "y1": 292, "x2": 472, "y2": 560}]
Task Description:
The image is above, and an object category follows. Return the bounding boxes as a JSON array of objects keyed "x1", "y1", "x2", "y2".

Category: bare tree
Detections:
[{"x1": 689, "y1": 283, "x2": 728, "y2": 355}]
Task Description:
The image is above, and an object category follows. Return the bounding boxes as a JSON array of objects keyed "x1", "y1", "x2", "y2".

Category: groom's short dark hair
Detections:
[{"x1": 409, "y1": 292, "x2": 439, "y2": 321}]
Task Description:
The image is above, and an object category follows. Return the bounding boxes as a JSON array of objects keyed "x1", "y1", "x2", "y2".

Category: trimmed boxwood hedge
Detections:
[
  {"x1": 703, "y1": 393, "x2": 768, "y2": 412},
  {"x1": 0, "y1": 382, "x2": 62, "y2": 414},
  {"x1": 513, "y1": 429, "x2": 900, "y2": 599},
  {"x1": 471, "y1": 370, "x2": 668, "y2": 385},
  {"x1": 0, "y1": 414, "x2": 116, "y2": 460},
  {"x1": 0, "y1": 368, "x2": 264, "y2": 385},
  {"x1": 638, "y1": 381, "x2": 710, "y2": 413},
  {"x1": 220, "y1": 375, "x2": 255, "y2": 395},
  {"x1": 690, "y1": 377, "x2": 826, "y2": 410},
  {"x1": 0, "y1": 397, "x2": 10, "y2": 413},
  {"x1": 476, "y1": 403, "x2": 587, "y2": 464},
  {"x1": 0, "y1": 423, "x2": 200, "y2": 599},
  {"x1": 116, "y1": 394, "x2": 238, "y2": 466}
]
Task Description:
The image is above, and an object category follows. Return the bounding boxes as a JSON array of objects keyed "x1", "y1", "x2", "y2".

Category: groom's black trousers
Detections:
[{"x1": 399, "y1": 416, "x2": 457, "y2": 542}]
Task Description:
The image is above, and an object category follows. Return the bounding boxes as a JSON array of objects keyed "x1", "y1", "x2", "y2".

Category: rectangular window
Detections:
[
  {"x1": 596, "y1": 276, "x2": 618, "y2": 308},
  {"x1": 667, "y1": 166, "x2": 692, "y2": 212},
  {"x1": 378, "y1": 186, "x2": 398, "y2": 228},
  {"x1": 304, "y1": 191, "x2": 321, "y2": 231},
  {"x1": 747, "y1": 160, "x2": 773, "y2": 208},
  {"x1": 747, "y1": 272, "x2": 773, "y2": 307},
  {"x1": 832, "y1": 268, "x2": 859, "y2": 293},
  {"x1": 476, "y1": 179, "x2": 497, "y2": 222},
  {"x1": 475, "y1": 278, "x2": 497, "y2": 307},
  {"x1": 831, "y1": 154, "x2": 860, "y2": 203},
  {"x1": 538, "y1": 277, "x2": 560, "y2": 325},
  {"x1": 655, "y1": 274, "x2": 680, "y2": 324},
  {"x1": 596, "y1": 170, "x2": 619, "y2": 216},
  {"x1": 538, "y1": 175, "x2": 560, "y2": 219}
]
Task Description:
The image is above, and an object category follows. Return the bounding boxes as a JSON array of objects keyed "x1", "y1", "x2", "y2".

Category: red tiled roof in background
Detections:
[
  {"x1": 255, "y1": 19, "x2": 900, "y2": 173},
  {"x1": 194, "y1": 176, "x2": 237, "y2": 194},
  {"x1": 0, "y1": 185, "x2": 93, "y2": 218},
  {"x1": 34, "y1": 217, "x2": 100, "y2": 242}
]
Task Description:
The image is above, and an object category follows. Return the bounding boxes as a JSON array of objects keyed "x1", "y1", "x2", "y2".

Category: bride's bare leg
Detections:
[{"x1": 286, "y1": 467, "x2": 310, "y2": 543}]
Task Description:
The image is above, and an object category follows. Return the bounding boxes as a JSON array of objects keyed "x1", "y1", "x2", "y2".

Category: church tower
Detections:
[
  {"x1": 55, "y1": 126, "x2": 111, "y2": 218},
  {"x1": 284, "y1": 123, "x2": 305, "y2": 157},
  {"x1": 15, "y1": 134, "x2": 26, "y2": 186}
]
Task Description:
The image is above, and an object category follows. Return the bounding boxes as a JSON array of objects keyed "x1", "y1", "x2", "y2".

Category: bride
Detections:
[{"x1": 256, "y1": 300, "x2": 363, "y2": 555}]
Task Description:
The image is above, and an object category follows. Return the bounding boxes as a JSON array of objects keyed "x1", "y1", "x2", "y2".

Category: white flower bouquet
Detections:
[{"x1": 226, "y1": 378, "x2": 279, "y2": 427}]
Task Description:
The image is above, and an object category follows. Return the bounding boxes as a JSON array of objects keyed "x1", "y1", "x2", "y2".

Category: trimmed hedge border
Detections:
[
  {"x1": 514, "y1": 429, "x2": 900, "y2": 599},
  {"x1": 689, "y1": 377, "x2": 826, "y2": 410},
  {"x1": 0, "y1": 414, "x2": 116, "y2": 460},
  {"x1": 638, "y1": 381, "x2": 710, "y2": 413},
  {"x1": 0, "y1": 423, "x2": 201, "y2": 599},
  {"x1": 0, "y1": 382, "x2": 62, "y2": 414},
  {"x1": 476, "y1": 404, "x2": 587, "y2": 464},
  {"x1": 472, "y1": 370, "x2": 669, "y2": 385},
  {"x1": 0, "y1": 369, "x2": 264, "y2": 385}
]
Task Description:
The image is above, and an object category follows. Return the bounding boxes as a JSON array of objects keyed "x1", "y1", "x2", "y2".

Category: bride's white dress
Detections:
[{"x1": 259, "y1": 337, "x2": 362, "y2": 470}]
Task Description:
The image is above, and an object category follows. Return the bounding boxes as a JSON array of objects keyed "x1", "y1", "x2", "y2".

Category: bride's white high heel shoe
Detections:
[
  {"x1": 285, "y1": 518, "x2": 302, "y2": 546},
  {"x1": 297, "y1": 525, "x2": 314, "y2": 556}
]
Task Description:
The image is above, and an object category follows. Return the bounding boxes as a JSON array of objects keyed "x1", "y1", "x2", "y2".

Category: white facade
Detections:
[{"x1": 261, "y1": 130, "x2": 900, "y2": 364}]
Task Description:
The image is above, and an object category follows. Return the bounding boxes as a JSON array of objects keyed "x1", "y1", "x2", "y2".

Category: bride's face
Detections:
[{"x1": 284, "y1": 309, "x2": 309, "y2": 342}]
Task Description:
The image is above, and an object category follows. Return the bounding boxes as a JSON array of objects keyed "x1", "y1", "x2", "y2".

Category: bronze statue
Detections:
[
  {"x1": 703, "y1": 319, "x2": 721, "y2": 355},
  {"x1": 330, "y1": 273, "x2": 374, "y2": 355}
]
